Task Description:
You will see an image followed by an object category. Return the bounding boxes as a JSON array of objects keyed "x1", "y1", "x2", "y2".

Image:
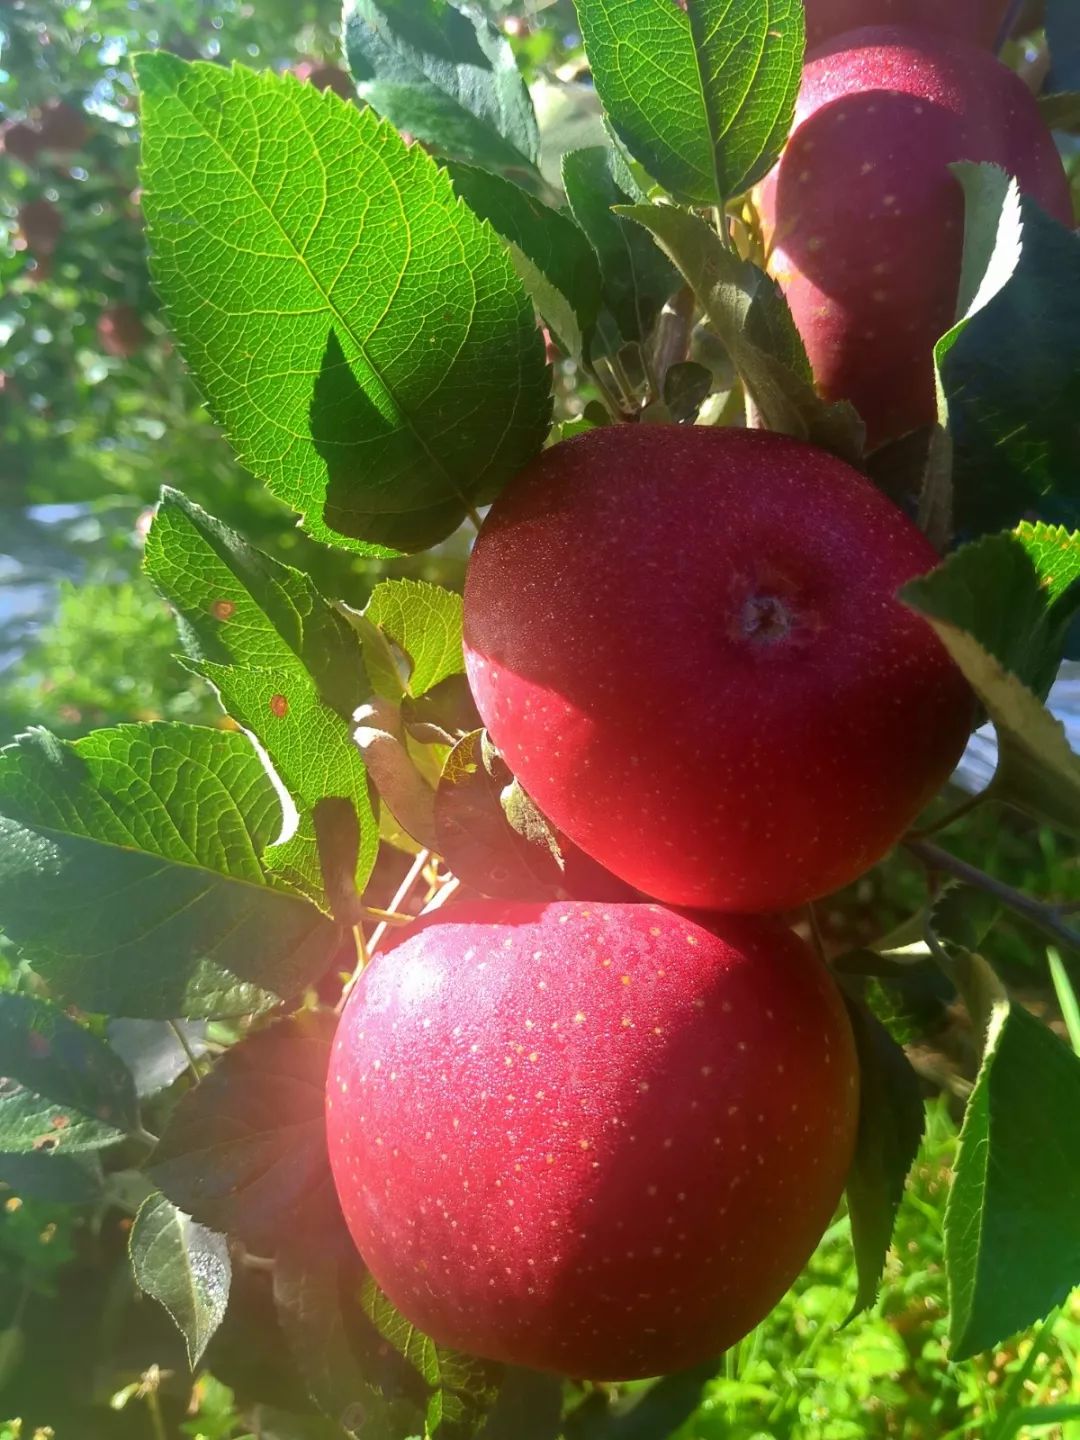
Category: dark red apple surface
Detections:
[
  {"x1": 97, "y1": 304, "x2": 148, "y2": 358},
  {"x1": 756, "y1": 28, "x2": 1073, "y2": 449},
  {"x1": 463, "y1": 426, "x2": 973, "y2": 913},
  {"x1": 804, "y1": 0, "x2": 1007, "y2": 49},
  {"x1": 327, "y1": 902, "x2": 859, "y2": 1378}
]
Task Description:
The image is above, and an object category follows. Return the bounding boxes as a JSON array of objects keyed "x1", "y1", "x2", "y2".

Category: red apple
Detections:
[
  {"x1": 804, "y1": 0, "x2": 1008, "y2": 49},
  {"x1": 97, "y1": 304, "x2": 148, "y2": 358},
  {"x1": 1, "y1": 121, "x2": 43, "y2": 166},
  {"x1": 756, "y1": 27, "x2": 1073, "y2": 450},
  {"x1": 327, "y1": 901, "x2": 859, "y2": 1378},
  {"x1": 37, "y1": 100, "x2": 88, "y2": 153},
  {"x1": 463, "y1": 426, "x2": 973, "y2": 912}
]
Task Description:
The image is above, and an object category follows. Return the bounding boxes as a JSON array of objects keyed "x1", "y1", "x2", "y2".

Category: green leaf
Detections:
[
  {"x1": 343, "y1": 0, "x2": 540, "y2": 181},
  {"x1": 936, "y1": 163, "x2": 1080, "y2": 535},
  {"x1": 0, "y1": 993, "x2": 138, "y2": 1154},
  {"x1": 130, "y1": 1192, "x2": 231, "y2": 1368},
  {"x1": 842, "y1": 1001, "x2": 925, "y2": 1319},
  {"x1": 946, "y1": 1003, "x2": 1080, "y2": 1359},
  {"x1": 353, "y1": 699, "x2": 439, "y2": 851},
  {"x1": 360, "y1": 1275, "x2": 501, "y2": 1438},
  {"x1": 562, "y1": 147, "x2": 678, "y2": 352},
  {"x1": 363, "y1": 579, "x2": 465, "y2": 699},
  {"x1": 137, "y1": 55, "x2": 550, "y2": 555},
  {"x1": 902, "y1": 535, "x2": 1080, "y2": 834},
  {"x1": 0, "y1": 724, "x2": 338, "y2": 1020},
  {"x1": 146, "y1": 489, "x2": 370, "y2": 722},
  {"x1": 147, "y1": 1012, "x2": 342, "y2": 1254},
  {"x1": 274, "y1": 1242, "x2": 421, "y2": 1440},
  {"x1": 0, "y1": 1151, "x2": 103, "y2": 1205},
  {"x1": 619, "y1": 203, "x2": 863, "y2": 459},
  {"x1": 1038, "y1": 91, "x2": 1080, "y2": 131},
  {"x1": 146, "y1": 489, "x2": 380, "y2": 908},
  {"x1": 446, "y1": 162, "x2": 600, "y2": 359},
  {"x1": 575, "y1": 0, "x2": 803, "y2": 206},
  {"x1": 901, "y1": 524, "x2": 1080, "y2": 702},
  {"x1": 479, "y1": 1369, "x2": 564, "y2": 1440}
]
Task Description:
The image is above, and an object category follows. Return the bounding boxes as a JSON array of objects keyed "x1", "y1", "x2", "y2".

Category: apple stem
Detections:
[
  {"x1": 806, "y1": 902, "x2": 827, "y2": 964},
  {"x1": 466, "y1": 503, "x2": 484, "y2": 533},
  {"x1": 336, "y1": 849, "x2": 433, "y2": 1012},
  {"x1": 168, "y1": 1020, "x2": 203, "y2": 1085},
  {"x1": 905, "y1": 839, "x2": 1080, "y2": 953},
  {"x1": 995, "y1": 0, "x2": 1028, "y2": 56}
]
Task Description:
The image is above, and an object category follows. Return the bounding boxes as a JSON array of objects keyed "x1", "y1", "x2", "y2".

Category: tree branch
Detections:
[{"x1": 904, "y1": 839, "x2": 1080, "y2": 953}]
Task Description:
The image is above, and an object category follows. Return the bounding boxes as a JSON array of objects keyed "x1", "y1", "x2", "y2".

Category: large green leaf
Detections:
[
  {"x1": 620, "y1": 203, "x2": 862, "y2": 459},
  {"x1": 0, "y1": 725, "x2": 339, "y2": 1018},
  {"x1": 946, "y1": 1003, "x2": 1080, "y2": 1359},
  {"x1": 937, "y1": 164, "x2": 1080, "y2": 534},
  {"x1": 447, "y1": 162, "x2": 600, "y2": 359},
  {"x1": 344, "y1": 0, "x2": 540, "y2": 182},
  {"x1": 561, "y1": 147, "x2": 679, "y2": 353},
  {"x1": 0, "y1": 993, "x2": 138, "y2": 1154},
  {"x1": 148, "y1": 1012, "x2": 343, "y2": 1254},
  {"x1": 130, "y1": 1192, "x2": 231, "y2": 1368},
  {"x1": 137, "y1": 55, "x2": 550, "y2": 555},
  {"x1": 902, "y1": 530, "x2": 1080, "y2": 833},
  {"x1": 575, "y1": 0, "x2": 803, "y2": 205},
  {"x1": 145, "y1": 490, "x2": 379, "y2": 907}
]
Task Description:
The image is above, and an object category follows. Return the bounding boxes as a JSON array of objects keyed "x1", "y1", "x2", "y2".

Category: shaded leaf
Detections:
[
  {"x1": 575, "y1": 0, "x2": 803, "y2": 205},
  {"x1": 137, "y1": 55, "x2": 550, "y2": 555},
  {"x1": 0, "y1": 725, "x2": 338, "y2": 1018},
  {"x1": 447, "y1": 162, "x2": 601, "y2": 359},
  {"x1": 619, "y1": 203, "x2": 863, "y2": 460},
  {"x1": 562, "y1": 147, "x2": 678, "y2": 353},
  {"x1": 902, "y1": 537, "x2": 1080, "y2": 834},
  {"x1": 0, "y1": 1150, "x2": 104, "y2": 1205},
  {"x1": 344, "y1": 0, "x2": 540, "y2": 181},
  {"x1": 946, "y1": 1003, "x2": 1080, "y2": 1359},
  {"x1": 937, "y1": 164, "x2": 1080, "y2": 535},
  {"x1": 353, "y1": 698, "x2": 439, "y2": 851},
  {"x1": 842, "y1": 1001, "x2": 925, "y2": 1319},
  {"x1": 130, "y1": 1192, "x2": 231, "y2": 1368},
  {"x1": 107, "y1": 1019, "x2": 208, "y2": 1098},
  {"x1": 148, "y1": 1012, "x2": 343, "y2": 1253}
]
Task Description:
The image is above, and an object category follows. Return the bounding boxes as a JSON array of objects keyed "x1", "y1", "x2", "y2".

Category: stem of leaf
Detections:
[
  {"x1": 168, "y1": 1021, "x2": 202, "y2": 1086},
  {"x1": 807, "y1": 902, "x2": 827, "y2": 964},
  {"x1": 465, "y1": 503, "x2": 484, "y2": 533},
  {"x1": 994, "y1": 0, "x2": 1027, "y2": 54},
  {"x1": 336, "y1": 849, "x2": 432, "y2": 1014},
  {"x1": 130, "y1": 1124, "x2": 159, "y2": 1151},
  {"x1": 908, "y1": 788, "x2": 989, "y2": 839},
  {"x1": 144, "y1": 1387, "x2": 167, "y2": 1440},
  {"x1": 904, "y1": 839, "x2": 1080, "y2": 953}
]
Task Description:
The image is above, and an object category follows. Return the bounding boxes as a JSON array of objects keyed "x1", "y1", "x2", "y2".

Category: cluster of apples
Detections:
[{"x1": 326, "y1": 0, "x2": 1067, "y2": 1381}]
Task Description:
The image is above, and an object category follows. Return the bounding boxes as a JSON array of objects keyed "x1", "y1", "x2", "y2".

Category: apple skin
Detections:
[
  {"x1": 804, "y1": 0, "x2": 1007, "y2": 49},
  {"x1": 326, "y1": 901, "x2": 859, "y2": 1379},
  {"x1": 97, "y1": 304, "x2": 148, "y2": 358},
  {"x1": 292, "y1": 59, "x2": 355, "y2": 101},
  {"x1": 756, "y1": 27, "x2": 1073, "y2": 451},
  {"x1": 463, "y1": 426, "x2": 973, "y2": 913}
]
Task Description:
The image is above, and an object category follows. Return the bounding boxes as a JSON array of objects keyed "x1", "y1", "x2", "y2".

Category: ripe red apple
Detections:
[
  {"x1": 756, "y1": 28, "x2": 1073, "y2": 450},
  {"x1": 1, "y1": 121, "x2": 43, "y2": 166},
  {"x1": 37, "y1": 100, "x2": 88, "y2": 153},
  {"x1": 463, "y1": 426, "x2": 973, "y2": 913},
  {"x1": 97, "y1": 304, "x2": 148, "y2": 358},
  {"x1": 804, "y1": 0, "x2": 1007, "y2": 49},
  {"x1": 327, "y1": 901, "x2": 859, "y2": 1378}
]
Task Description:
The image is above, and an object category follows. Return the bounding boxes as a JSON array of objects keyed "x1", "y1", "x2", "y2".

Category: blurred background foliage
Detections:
[{"x1": 1, "y1": 0, "x2": 1079, "y2": 1436}]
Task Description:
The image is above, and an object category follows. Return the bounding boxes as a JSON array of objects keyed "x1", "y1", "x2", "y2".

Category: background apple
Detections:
[
  {"x1": 756, "y1": 27, "x2": 1073, "y2": 450},
  {"x1": 804, "y1": 0, "x2": 1009, "y2": 50},
  {"x1": 464, "y1": 426, "x2": 973, "y2": 913},
  {"x1": 327, "y1": 902, "x2": 859, "y2": 1379}
]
